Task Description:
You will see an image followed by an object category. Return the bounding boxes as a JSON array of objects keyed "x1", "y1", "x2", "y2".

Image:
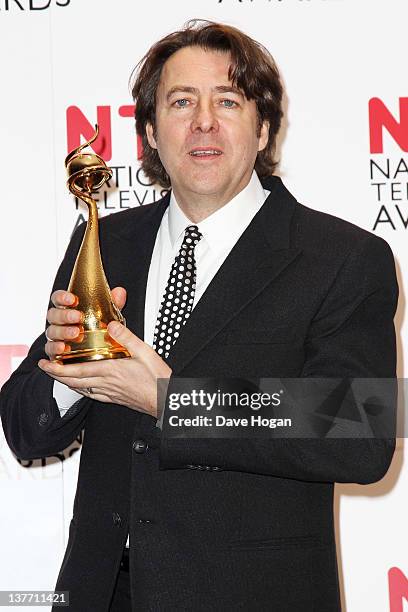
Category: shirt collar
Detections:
[{"x1": 168, "y1": 171, "x2": 269, "y2": 251}]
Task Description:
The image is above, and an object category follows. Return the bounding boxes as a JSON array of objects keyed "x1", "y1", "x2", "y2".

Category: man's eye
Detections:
[
  {"x1": 221, "y1": 99, "x2": 238, "y2": 108},
  {"x1": 174, "y1": 99, "x2": 189, "y2": 107}
]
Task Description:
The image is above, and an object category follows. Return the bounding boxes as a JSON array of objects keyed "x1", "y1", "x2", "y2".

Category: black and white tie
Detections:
[{"x1": 153, "y1": 225, "x2": 203, "y2": 359}]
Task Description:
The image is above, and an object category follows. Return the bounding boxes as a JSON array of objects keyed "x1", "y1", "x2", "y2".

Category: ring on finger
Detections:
[{"x1": 45, "y1": 327, "x2": 53, "y2": 342}]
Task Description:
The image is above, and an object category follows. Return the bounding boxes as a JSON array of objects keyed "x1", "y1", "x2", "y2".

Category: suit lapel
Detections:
[{"x1": 167, "y1": 177, "x2": 302, "y2": 374}]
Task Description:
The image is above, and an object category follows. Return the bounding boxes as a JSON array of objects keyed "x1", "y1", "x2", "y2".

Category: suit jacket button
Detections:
[
  {"x1": 112, "y1": 512, "x2": 122, "y2": 526},
  {"x1": 38, "y1": 413, "x2": 49, "y2": 427},
  {"x1": 132, "y1": 439, "x2": 148, "y2": 454}
]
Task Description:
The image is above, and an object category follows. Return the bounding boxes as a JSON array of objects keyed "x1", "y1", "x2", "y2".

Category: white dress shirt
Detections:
[{"x1": 53, "y1": 171, "x2": 270, "y2": 413}]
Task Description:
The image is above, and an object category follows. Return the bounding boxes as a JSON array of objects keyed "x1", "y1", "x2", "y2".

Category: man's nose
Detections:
[{"x1": 190, "y1": 102, "x2": 219, "y2": 133}]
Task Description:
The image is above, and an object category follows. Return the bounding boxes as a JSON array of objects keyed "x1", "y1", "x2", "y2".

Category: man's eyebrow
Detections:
[
  {"x1": 166, "y1": 86, "x2": 199, "y2": 102},
  {"x1": 165, "y1": 85, "x2": 245, "y2": 102},
  {"x1": 213, "y1": 85, "x2": 245, "y2": 98}
]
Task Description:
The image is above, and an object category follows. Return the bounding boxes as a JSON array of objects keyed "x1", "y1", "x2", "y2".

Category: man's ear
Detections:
[
  {"x1": 146, "y1": 122, "x2": 158, "y2": 149},
  {"x1": 257, "y1": 120, "x2": 269, "y2": 152}
]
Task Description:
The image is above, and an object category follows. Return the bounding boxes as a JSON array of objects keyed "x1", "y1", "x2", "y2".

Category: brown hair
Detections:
[{"x1": 131, "y1": 19, "x2": 283, "y2": 188}]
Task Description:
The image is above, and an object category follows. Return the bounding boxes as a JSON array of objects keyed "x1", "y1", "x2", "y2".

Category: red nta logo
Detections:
[
  {"x1": 389, "y1": 567, "x2": 408, "y2": 612},
  {"x1": 0, "y1": 345, "x2": 28, "y2": 388},
  {"x1": 66, "y1": 105, "x2": 143, "y2": 161},
  {"x1": 369, "y1": 98, "x2": 408, "y2": 154}
]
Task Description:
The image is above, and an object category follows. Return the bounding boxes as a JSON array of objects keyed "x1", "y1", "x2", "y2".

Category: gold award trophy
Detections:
[{"x1": 54, "y1": 125, "x2": 131, "y2": 363}]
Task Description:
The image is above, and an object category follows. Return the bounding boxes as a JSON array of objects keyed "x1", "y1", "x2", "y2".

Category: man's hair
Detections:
[{"x1": 131, "y1": 19, "x2": 284, "y2": 188}]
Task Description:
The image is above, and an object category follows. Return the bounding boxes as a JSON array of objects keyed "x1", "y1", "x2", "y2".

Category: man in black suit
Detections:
[{"x1": 1, "y1": 20, "x2": 398, "y2": 612}]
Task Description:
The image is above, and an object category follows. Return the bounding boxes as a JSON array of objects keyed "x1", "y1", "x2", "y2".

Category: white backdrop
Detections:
[{"x1": 0, "y1": 1, "x2": 406, "y2": 610}]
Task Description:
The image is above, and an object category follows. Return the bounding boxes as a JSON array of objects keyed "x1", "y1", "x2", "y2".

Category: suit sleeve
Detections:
[
  {"x1": 0, "y1": 224, "x2": 91, "y2": 461},
  {"x1": 159, "y1": 234, "x2": 399, "y2": 484}
]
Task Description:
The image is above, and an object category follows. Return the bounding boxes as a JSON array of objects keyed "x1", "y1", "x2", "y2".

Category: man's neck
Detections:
[{"x1": 171, "y1": 174, "x2": 254, "y2": 223}]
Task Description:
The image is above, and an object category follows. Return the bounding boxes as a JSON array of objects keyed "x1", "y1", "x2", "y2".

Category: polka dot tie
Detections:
[{"x1": 153, "y1": 225, "x2": 203, "y2": 359}]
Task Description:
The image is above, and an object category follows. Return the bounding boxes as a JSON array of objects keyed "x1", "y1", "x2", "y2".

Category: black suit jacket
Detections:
[{"x1": 1, "y1": 176, "x2": 398, "y2": 611}]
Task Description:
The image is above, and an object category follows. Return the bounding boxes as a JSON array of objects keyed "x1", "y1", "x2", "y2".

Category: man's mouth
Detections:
[{"x1": 189, "y1": 147, "x2": 223, "y2": 157}]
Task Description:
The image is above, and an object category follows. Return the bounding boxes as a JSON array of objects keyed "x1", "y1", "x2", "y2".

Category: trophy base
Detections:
[
  {"x1": 53, "y1": 329, "x2": 131, "y2": 364},
  {"x1": 54, "y1": 346, "x2": 131, "y2": 364}
]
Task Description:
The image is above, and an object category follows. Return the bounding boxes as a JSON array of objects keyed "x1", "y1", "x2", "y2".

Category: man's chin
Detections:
[
  {"x1": 184, "y1": 185, "x2": 229, "y2": 200},
  {"x1": 179, "y1": 173, "x2": 229, "y2": 197}
]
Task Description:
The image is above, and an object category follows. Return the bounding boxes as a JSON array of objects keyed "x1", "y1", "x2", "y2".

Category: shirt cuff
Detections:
[{"x1": 53, "y1": 381, "x2": 82, "y2": 417}]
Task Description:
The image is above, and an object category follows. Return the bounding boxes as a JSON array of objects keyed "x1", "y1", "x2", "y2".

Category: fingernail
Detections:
[
  {"x1": 108, "y1": 322, "x2": 121, "y2": 335},
  {"x1": 68, "y1": 311, "x2": 79, "y2": 323}
]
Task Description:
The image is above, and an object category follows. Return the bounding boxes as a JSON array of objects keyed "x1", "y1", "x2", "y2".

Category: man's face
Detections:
[{"x1": 146, "y1": 46, "x2": 269, "y2": 207}]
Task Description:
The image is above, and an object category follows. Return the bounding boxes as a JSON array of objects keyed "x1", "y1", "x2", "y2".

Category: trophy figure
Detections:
[{"x1": 54, "y1": 125, "x2": 131, "y2": 363}]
